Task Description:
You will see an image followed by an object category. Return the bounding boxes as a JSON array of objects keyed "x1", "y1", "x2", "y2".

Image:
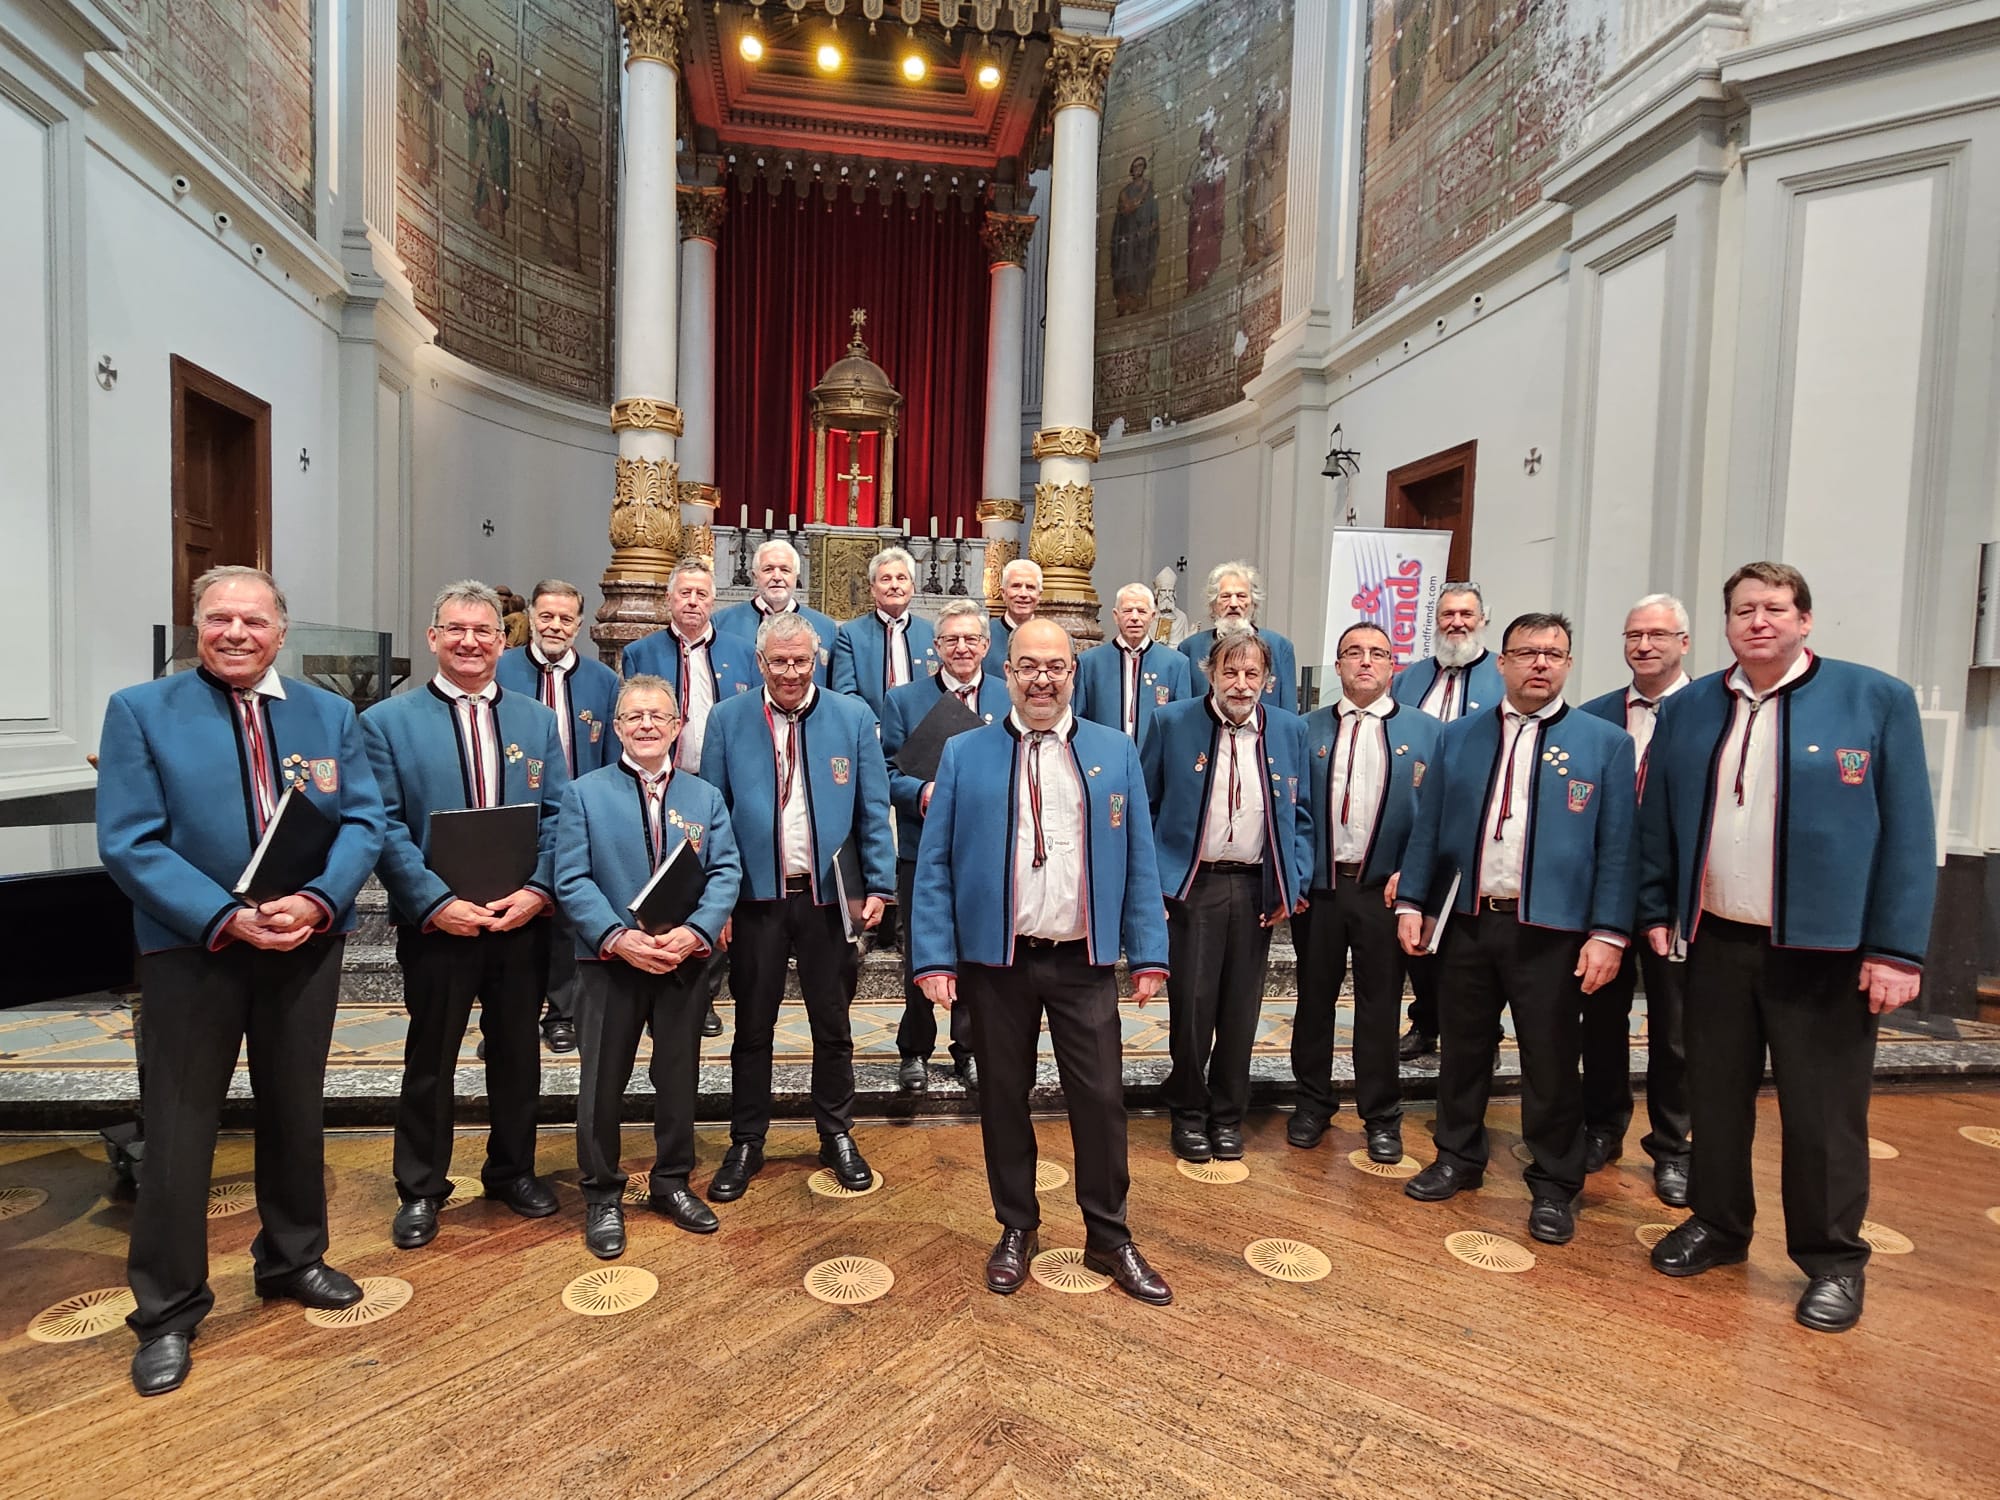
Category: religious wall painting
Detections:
[{"x1": 1110, "y1": 155, "x2": 1161, "y2": 316}]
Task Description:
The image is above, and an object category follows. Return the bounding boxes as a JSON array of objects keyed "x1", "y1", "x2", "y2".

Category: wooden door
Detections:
[
  {"x1": 171, "y1": 356, "x2": 271, "y2": 626},
  {"x1": 1385, "y1": 440, "x2": 1477, "y2": 583}
]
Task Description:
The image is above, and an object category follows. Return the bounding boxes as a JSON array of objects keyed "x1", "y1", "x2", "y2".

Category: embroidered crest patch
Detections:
[
  {"x1": 1155, "y1": 685, "x2": 1171, "y2": 705},
  {"x1": 1412, "y1": 760, "x2": 1426, "y2": 789},
  {"x1": 1836, "y1": 749, "x2": 1870, "y2": 786},
  {"x1": 831, "y1": 756, "x2": 851, "y2": 786},
  {"x1": 1109, "y1": 793, "x2": 1125, "y2": 828},
  {"x1": 1567, "y1": 779, "x2": 1594, "y2": 813},
  {"x1": 526, "y1": 758, "x2": 544, "y2": 790},
  {"x1": 683, "y1": 821, "x2": 704, "y2": 852},
  {"x1": 310, "y1": 758, "x2": 338, "y2": 793}
]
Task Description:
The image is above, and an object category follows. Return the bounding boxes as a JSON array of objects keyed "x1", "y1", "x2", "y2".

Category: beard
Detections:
[{"x1": 1434, "y1": 631, "x2": 1486, "y2": 669}]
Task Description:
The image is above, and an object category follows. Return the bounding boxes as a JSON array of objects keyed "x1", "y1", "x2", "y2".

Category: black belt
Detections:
[
  {"x1": 1335, "y1": 861, "x2": 1365, "y2": 881},
  {"x1": 783, "y1": 874, "x2": 812, "y2": 895},
  {"x1": 1699, "y1": 914, "x2": 1770, "y2": 941},
  {"x1": 1475, "y1": 896, "x2": 1518, "y2": 914},
  {"x1": 1203, "y1": 860, "x2": 1262, "y2": 876},
  {"x1": 1020, "y1": 936, "x2": 1088, "y2": 953}
]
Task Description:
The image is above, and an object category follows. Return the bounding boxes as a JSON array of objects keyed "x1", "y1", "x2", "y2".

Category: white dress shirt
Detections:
[
  {"x1": 766, "y1": 687, "x2": 815, "y2": 879},
  {"x1": 878, "y1": 610, "x2": 913, "y2": 691},
  {"x1": 1329, "y1": 694, "x2": 1394, "y2": 865},
  {"x1": 529, "y1": 641, "x2": 577, "y2": 773},
  {"x1": 1623, "y1": 671, "x2": 1689, "y2": 771},
  {"x1": 1479, "y1": 696, "x2": 1565, "y2": 898},
  {"x1": 434, "y1": 673, "x2": 502, "y2": 807},
  {"x1": 1702, "y1": 652, "x2": 1812, "y2": 926},
  {"x1": 938, "y1": 667, "x2": 983, "y2": 708},
  {"x1": 1198, "y1": 704, "x2": 1267, "y2": 864},
  {"x1": 1418, "y1": 651, "x2": 1487, "y2": 722},
  {"x1": 673, "y1": 626, "x2": 718, "y2": 773},
  {"x1": 622, "y1": 752, "x2": 674, "y2": 868},
  {"x1": 1011, "y1": 710, "x2": 1086, "y2": 941}
]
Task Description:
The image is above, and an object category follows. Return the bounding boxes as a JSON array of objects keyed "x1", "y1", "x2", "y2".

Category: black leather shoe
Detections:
[
  {"x1": 1209, "y1": 1123, "x2": 1244, "y2": 1161},
  {"x1": 1170, "y1": 1124, "x2": 1212, "y2": 1163},
  {"x1": 1796, "y1": 1273, "x2": 1864, "y2": 1333},
  {"x1": 1404, "y1": 1160, "x2": 1483, "y2": 1202},
  {"x1": 1365, "y1": 1125, "x2": 1404, "y2": 1165},
  {"x1": 1286, "y1": 1110, "x2": 1329, "y2": 1149},
  {"x1": 484, "y1": 1174, "x2": 559, "y2": 1218},
  {"x1": 1649, "y1": 1218, "x2": 1749, "y2": 1278},
  {"x1": 1653, "y1": 1158, "x2": 1690, "y2": 1208},
  {"x1": 708, "y1": 1142, "x2": 763, "y2": 1202},
  {"x1": 131, "y1": 1331, "x2": 193, "y2": 1397},
  {"x1": 1398, "y1": 1028, "x2": 1437, "y2": 1061},
  {"x1": 584, "y1": 1202, "x2": 626, "y2": 1259},
  {"x1": 542, "y1": 1017, "x2": 577, "y2": 1054},
  {"x1": 951, "y1": 1055, "x2": 978, "y2": 1092},
  {"x1": 819, "y1": 1132, "x2": 873, "y2": 1191},
  {"x1": 255, "y1": 1262, "x2": 362, "y2": 1310},
  {"x1": 1583, "y1": 1129, "x2": 1621, "y2": 1173},
  {"x1": 1528, "y1": 1195, "x2": 1576, "y2": 1245},
  {"x1": 392, "y1": 1196, "x2": 443, "y2": 1250},
  {"x1": 701, "y1": 1005, "x2": 724, "y2": 1037},
  {"x1": 1083, "y1": 1242, "x2": 1173, "y2": 1306},
  {"x1": 898, "y1": 1054, "x2": 929, "y2": 1093},
  {"x1": 651, "y1": 1187, "x2": 720, "y2": 1234},
  {"x1": 985, "y1": 1227, "x2": 1040, "y2": 1295}
]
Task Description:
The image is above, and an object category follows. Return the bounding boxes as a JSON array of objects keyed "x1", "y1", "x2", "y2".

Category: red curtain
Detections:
[{"x1": 713, "y1": 187, "x2": 990, "y2": 536}]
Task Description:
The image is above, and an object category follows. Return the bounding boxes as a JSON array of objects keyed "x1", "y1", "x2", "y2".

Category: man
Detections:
[
  {"x1": 97, "y1": 566, "x2": 386, "y2": 1397},
  {"x1": 831, "y1": 545, "x2": 937, "y2": 717},
  {"x1": 553, "y1": 676, "x2": 742, "y2": 1256},
  {"x1": 1289, "y1": 622, "x2": 1441, "y2": 1163},
  {"x1": 913, "y1": 619, "x2": 1175, "y2": 1306},
  {"x1": 1639, "y1": 563, "x2": 1934, "y2": 1334},
  {"x1": 1395, "y1": 613, "x2": 1637, "y2": 1247},
  {"x1": 1577, "y1": 593, "x2": 1693, "y2": 1206},
  {"x1": 1142, "y1": 627, "x2": 1313, "y2": 1163},
  {"x1": 1177, "y1": 561, "x2": 1299, "y2": 712},
  {"x1": 982, "y1": 557, "x2": 1044, "y2": 677},
  {"x1": 701, "y1": 612, "x2": 897, "y2": 1199},
  {"x1": 1074, "y1": 582, "x2": 1194, "y2": 747},
  {"x1": 496, "y1": 579, "x2": 622, "y2": 1054},
  {"x1": 361, "y1": 581, "x2": 569, "y2": 1253},
  {"x1": 1391, "y1": 581, "x2": 1506, "y2": 1060},
  {"x1": 882, "y1": 600, "x2": 1010, "y2": 1093},
  {"x1": 714, "y1": 537, "x2": 838, "y2": 686}
]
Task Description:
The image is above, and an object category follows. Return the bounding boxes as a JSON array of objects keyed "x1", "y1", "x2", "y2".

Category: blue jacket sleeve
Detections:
[
  {"x1": 529, "y1": 714, "x2": 570, "y2": 897},
  {"x1": 1397, "y1": 749, "x2": 1446, "y2": 914},
  {"x1": 1168, "y1": 652, "x2": 1194, "y2": 701},
  {"x1": 1588, "y1": 733, "x2": 1639, "y2": 940},
  {"x1": 830, "y1": 630, "x2": 861, "y2": 697},
  {"x1": 1636, "y1": 717, "x2": 1678, "y2": 936},
  {"x1": 360, "y1": 708, "x2": 454, "y2": 927},
  {"x1": 1863, "y1": 682, "x2": 1938, "y2": 966},
  {"x1": 553, "y1": 783, "x2": 627, "y2": 957},
  {"x1": 854, "y1": 712, "x2": 898, "y2": 899},
  {"x1": 1118, "y1": 737, "x2": 1170, "y2": 976},
  {"x1": 882, "y1": 694, "x2": 927, "y2": 821},
  {"x1": 1284, "y1": 717, "x2": 1315, "y2": 902},
  {"x1": 910, "y1": 739, "x2": 961, "y2": 979},
  {"x1": 688, "y1": 798, "x2": 741, "y2": 950},
  {"x1": 301, "y1": 701, "x2": 389, "y2": 918}
]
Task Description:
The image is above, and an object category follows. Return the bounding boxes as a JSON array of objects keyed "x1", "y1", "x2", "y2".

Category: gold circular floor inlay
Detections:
[
  {"x1": 439, "y1": 1174, "x2": 483, "y2": 1210},
  {"x1": 1176, "y1": 1158, "x2": 1249, "y2": 1185},
  {"x1": 1635, "y1": 1222, "x2": 1681, "y2": 1250},
  {"x1": 1984, "y1": 1207, "x2": 2000, "y2": 1229},
  {"x1": 563, "y1": 1265, "x2": 659, "y2": 1316},
  {"x1": 1868, "y1": 1138, "x2": 1899, "y2": 1160},
  {"x1": 306, "y1": 1277, "x2": 413, "y2": 1328},
  {"x1": 0, "y1": 1186, "x2": 49, "y2": 1222},
  {"x1": 1245, "y1": 1238, "x2": 1332, "y2": 1283},
  {"x1": 1859, "y1": 1220, "x2": 1913, "y2": 1255},
  {"x1": 804, "y1": 1256, "x2": 894, "y2": 1305},
  {"x1": 206, "y1": 1181, "x2": 257, "y2": 1218},
  {"x1": 1347, "y1": 1149, "x2": 1421, "y2": 1179},
  {"x1": 807, "y1": 1168, "x2": 883, "y2": 1199},
  {"x1": 1035, "y1": 1161, "x2": 1070, "y2": 1192},
  {"x1": 1445, "y1": 1230, "x2": 1536, "y2": 1274},
  {"x1": 1509, "y1": 1143, "x2": 1535, "y2": 1167},
  {"x1": 1958, "y1": 1125, "x2": 2000, "y2": 1150},
  {"x1": 28, "y1": 1287, "x2": 137, "y2": 1343},
  {"x1": 1029, "y1": 1248, "x2": 1110, "y2": 1295}
]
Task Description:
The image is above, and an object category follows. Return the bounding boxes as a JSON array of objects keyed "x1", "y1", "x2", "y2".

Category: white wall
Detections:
[{"x1": 0, "y1": 88, "x2": 54, "y2": 725}]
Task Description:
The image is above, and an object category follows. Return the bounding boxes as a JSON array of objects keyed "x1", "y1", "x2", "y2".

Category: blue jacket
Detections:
[
  {"x1": 96, "y1": 670, "x2": 388, "y2": 954},
  {"x1": 1637, "y1": 656, "x2": 1936, "y2": 965},
  {"x1": 1303, "y1": 700, "x2": 1442, "y2": 888},
  {"x1": 713, "y1": 600, "x2": 838, "y2": 687},
  {"x1": 1391, "y1": 650, "x2": 1505, "y2": 720},
  {"x1": 831, "y1": 611, "x2": 938, "y2": 716},
  {"x1": 983, "y1": 617, "x2": 1024, "y2": 680},
  {"x1": 701, "y1": 686, "x2": 896, "y2": 904},
  {"x1": 553, "y1": 762, "x2": 742, "y2": 958},
  {"x1": 359, "y1": 684, "x2": 570, "y2": 928},
  {"x1": 882, "y1": 669, "x2": 1010, "y2": 860},
  {"x1": 1141, "y1": 697, "x2": 1314, "y2": 916},
  {"x1": 1399, "y1": 700, "x2": 1638, "y2": 939},
  {"x1": 1179, "y1": 626, "x2": 1299, "y2": 712},
  {"x1": 495, "y1": 646, "x2": 623, "y2": 777},
  {"x1": 1073, "y1": 640, "x2": 1194, "y2": 747},
  {"x1": 619, "y1": 625, "x2": 760, "y2": 706},
  {"x1": 911, "y1": 716, "x2": 1170, "y2": 978}
]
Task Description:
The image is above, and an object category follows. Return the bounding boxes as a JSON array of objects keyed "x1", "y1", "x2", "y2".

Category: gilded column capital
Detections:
[
  {"x1": 980, "y1": 212, "x2": 1038, "y2": 267},
  {"x1": 1045, "y1": 30, "x2": 1120, "y2": 114},
  {"x1": 1029, "y1": 480, "x2": 1098, "y2": 576},
  {"x1": 610, "y1": 398, "x2": 684, "y2": 435},
  {"x1": 678, "y1": 185, "x2": 728, "y2": 242},
  {"x1": 608, "y1": 457, "x2": 683, "y2": 578},
  {"x1": 976, "y1": 497, "x2": 1027, "y2": 524},
  {"x1": 1030, "y1": 426, "x2": 1101, "y2": 462},
  {"x1": 681, "y1": 524, "x2": 716, "y2": 568},
  {"x1": 617, "y1": 0, "x2": 689, "y2": 68}
]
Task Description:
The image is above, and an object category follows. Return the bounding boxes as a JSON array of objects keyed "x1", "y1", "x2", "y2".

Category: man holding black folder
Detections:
[
  {"x1": 97, "y1": 565, "x2": 388, "y2": 1397},
  {"x1": 701, "y1": 612, "x2": 897, "y2": 1201},
  {"x1": 360, "y1": 580, "x2": 570, "y2": 1252},
  {"x1": 555, "y1": 676, "x2": 742, "y2": 1256},
  {"x1": 882, "y1": 599, "x2": 1009, "y2": 1092}
]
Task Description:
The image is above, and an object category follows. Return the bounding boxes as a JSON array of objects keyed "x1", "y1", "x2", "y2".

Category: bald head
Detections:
[{"x1": 1005, "y1": 618, "x2": 1076, "y2": 729}]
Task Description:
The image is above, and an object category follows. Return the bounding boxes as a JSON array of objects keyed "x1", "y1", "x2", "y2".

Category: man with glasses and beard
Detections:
[{"x1": 715, "y1": 537, "x2": 837, "y2": 686}]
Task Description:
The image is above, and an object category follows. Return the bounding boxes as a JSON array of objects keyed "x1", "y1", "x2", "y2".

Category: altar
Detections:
[{"x1": 707, "y1": 522, "x2": 990, "y2": 625}]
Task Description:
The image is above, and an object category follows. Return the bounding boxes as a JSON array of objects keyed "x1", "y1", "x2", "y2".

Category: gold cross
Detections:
[
  {"x1": 850, "y1": 307, "x2": 867, "y2": 337},
  {"x1": 835, "y1": 452, "x2": 873, "y2": 526}
]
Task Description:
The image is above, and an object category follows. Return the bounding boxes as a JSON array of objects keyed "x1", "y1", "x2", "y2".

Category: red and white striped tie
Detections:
[{"x1": 237, "y1": 690, "x2": 277, "y2": 832}]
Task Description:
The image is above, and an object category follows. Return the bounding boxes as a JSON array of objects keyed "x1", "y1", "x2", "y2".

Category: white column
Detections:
[
  {"x1": 676, "y1": 186, "x2": 726, "y2": 499},
  {"x1": 978, "y1": 211, "x2": 1035, "y2": 613}
]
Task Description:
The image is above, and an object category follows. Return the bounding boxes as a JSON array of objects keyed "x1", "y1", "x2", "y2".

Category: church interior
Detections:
[{"x1": 5, "y1": 0, "x2": 2000, "y2": 1492}]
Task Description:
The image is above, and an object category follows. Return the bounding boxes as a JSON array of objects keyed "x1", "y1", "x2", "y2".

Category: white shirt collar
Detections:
[
  {"x1": 1503, "y1": 694, "x2": 1565, "y2": 722},
  {"x1": 877, "y1": 608, "x2": 909, "y2": 629},
  {"x1": 433, "y1": 672, "x2": 497, "y2": 702},
  {"x1": 1119, "y1": 637, "x2": 1149, "y2": 656},
  {"x1": 1209, "y1": 695, "x2": 1259, "y2": 731},
  {"x1": 940, "y1": 667, "x2": 982, "y2": 693},
  {"x1": 763, "y1": 684, "x2": 818, "y2": 718},
  {"x1": 672, "y1": 623, "x2": 715, "y2": 648},
  {"x1": 755, "y1": 596, "x2": 798, "y2": 616},
  {"x1": 620, "y1": 751, "x2": 673, "y2": 786},
  {"x1": 236, "y1": 666, "x2": 287, "y2": 700},
  {"x1": 528, "y1": 641, "x2": 577, "y2": 672},
  {"x1": 1337, "y1": 694, "x2": 1392, "y2": 718},
  {"x1": 1631, "y1": 671, "x2": 1689, "y2": 707},
  {"x1": 1727, "y1": 651, "x2": 1812, "y2": 701}
]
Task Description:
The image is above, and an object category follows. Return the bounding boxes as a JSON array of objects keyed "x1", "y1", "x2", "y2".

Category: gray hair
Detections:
[
  {"x1": 1628, "y1": 592, "x2": 1691, "y2": 636},
  {"x1": 1000, "y1": 557, "x2": 1043, "y2": 590},
  {"x1": 1208, "y1": 618, "x2": 1272, "y2": 674},
  {"x1": 668, "y1": 558, "x2": 716, "y2": 594},
  {"x1": 615, "y1": 673, "x2": 681, "y2": 718},
  {"x1": 1438, "y1": 581, "x2": 1487, "y2": 617},
  {"x1": 868, "y1": 545, "x2": 917, "y2": 582},
  {"x1": 1205, "y1": 560, "x2": 1265, "y2": 617},
  {"x1": 529, "y1": 578, "x2": 584, "y2": 610},
  {"x1": 192, "y1": 564, "x2": 289, "y2": 625},
  {"x1": 432, "y1": 579, "x2": 503, "y2": 627},
  {"x1": 754, "y1": 610, "x2": 822, "y2": 654},
  {"x1": 753, "y1": 538, "x2": 802, "y2": 574},
  {"x1": 935, "y1": 599, "x2": 990, "y2": 638},
  {"x1": 1114, "y1": 582, "x2": 1157, "y2": 611}
]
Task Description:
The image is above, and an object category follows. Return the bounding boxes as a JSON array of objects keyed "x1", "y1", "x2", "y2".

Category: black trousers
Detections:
[
  {"x1": 1293, "y1": 879, "x2": 1407, "y2": 1127},
  {"x1": 574, "y1": 960, "x2": 703, "y2": 1202},
  {"x1": 540, "y1": 911, "x2": 581, "y2": 1024},
  {"x1": 393, "y1": 922, "x2": 547, "y2": 1201},
  {"x1": 1163, "y1": 867, "x2": 1272, "y2": 1129},
  {"x1": 126, "y1": 937, "x2": 343, "y2": 1340},
  {"x1": 895, "y1": 858, "x2": 972, "y2": 1063},
  {"x1": 1433, "y1": 910, "x2": 1588, "y2": 1200},
  {"x1": 1684, "y1": 917, "x2": 1876, "y2": 1277},
  {"x1": 963, "y1": 946, "x2": 1131, "y2": 1254},
  {"x1": 1405, "y1": 952, "x2": 1440, "y2": 1037},
  {"x1": 728, "y1": 891, "x2": 859, "y2": 1142},
  {"x1": 1583, "y1": 939, "x2": 1690, "y2": 1161}
]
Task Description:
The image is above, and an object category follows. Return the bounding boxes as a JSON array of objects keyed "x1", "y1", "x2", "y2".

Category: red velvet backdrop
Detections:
[{"x1": 713, "y1": 188, "x2": 991, "y2": 536}]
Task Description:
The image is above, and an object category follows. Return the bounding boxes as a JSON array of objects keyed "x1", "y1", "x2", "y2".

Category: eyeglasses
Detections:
[
  {"x1": 615, "y1": 710, "x2": 680, "y2": 726},
  {"x1": 1338, "y1": 647, "x2": 1393, "y2": 663},
  {"x1": 936, "y1": 632, "x2": 986, "y2": 647},
  {"x1": 1622, "y1": 630, "x2": 1685, "y2": 645},
  {"x1": 761, "y1": 657, "x2": 817, "y2": 676},
  {"x1": 1503, "y1": 648, "x2": 1571, "y2": 664},
  {"x1": 437, "y1": 624, "x2": 501, "y2": 643},
  {"x1": 1009, "y1": 661, "x2": 1072, "y2": 681}
]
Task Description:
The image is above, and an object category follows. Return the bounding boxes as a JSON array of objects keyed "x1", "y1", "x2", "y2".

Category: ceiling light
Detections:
[
  {"x1": 816, "y1": 42, "x2": 842, "y2": 71},
  {"x1": 976, "y1": 61, "x2": 1001, "y2": 89},
  {"x1": 739, "y1": 33, "x2": 764, "y2": 62},
  {"x1": 901, "y1": 54, "x2": 926, "y2": 82}
]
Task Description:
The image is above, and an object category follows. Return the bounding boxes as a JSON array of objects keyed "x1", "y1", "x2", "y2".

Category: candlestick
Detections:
[
  {"x1": 739, "y1": 504, "x2": 749, "y2": 530},
  {"x1": 948, "y1": 538, "x2": 969, "y2": 596},
  {"x1": 929, "y1": 517, "x2": 938, "y2": 539},
  {"x1": 764, "y1": 508, "x2": 774, "y2": 532},
  {"x1": 954, "y1": 517, "x2": 964, "y2": 540}
]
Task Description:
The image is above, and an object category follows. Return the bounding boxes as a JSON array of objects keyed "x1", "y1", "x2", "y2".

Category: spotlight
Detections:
[
  {"x1": 976, "y1": 61, "x2": 1001, "y2": 89},
  {"x1": 739, "y1": 32, "x2": 764, "y2": 62},
  {"x1": 816, "y1": 42, "x2": 841, "y2": 71},
  {"x1": 901, "y1": 54, "x2": 926, "y2": 82}
]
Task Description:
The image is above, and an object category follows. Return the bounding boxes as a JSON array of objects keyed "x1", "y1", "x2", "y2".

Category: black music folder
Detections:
[
  {"x1": 234, "y1": 786, "x2": 338, "y2": 902},
  {"x1": 830, "y1": 836, "x2": 872, "y2": 950},
  {"x1": 426, "y1": 804, "x2": 540, "y2": 906},
  {"x1": 628, "y1": 840, "x2": 709, "y2": 935},
  {"x1": 892, "y1": 692, "x2": 985, "y2": 783}
]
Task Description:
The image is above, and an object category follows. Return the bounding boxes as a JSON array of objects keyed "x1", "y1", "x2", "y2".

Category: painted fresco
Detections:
[
  {"x1": 1095, "y1": 0, "x2": 1293, "y2": 431},
  {"x1": 103, "y1": 0, "x2": 316, "y2": 232},
  {"x1": 1353, "y1": 0, "x2": 1610, "y2": 322},
  {"x1": 395, "y1": 0, "x2": 617, "y2": 402}
]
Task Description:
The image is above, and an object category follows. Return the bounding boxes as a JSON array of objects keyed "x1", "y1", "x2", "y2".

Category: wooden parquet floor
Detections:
[{"x1": 2, "y1": 1088, "x2": 1998, "y2": 1499}]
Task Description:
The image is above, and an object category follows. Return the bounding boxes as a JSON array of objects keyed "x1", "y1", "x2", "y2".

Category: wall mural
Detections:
[
  {"x1": 1094, "y1": 0, "x2": 1293, "y2": 432},
  {"x1": 103, "y1": 0, "x2": 316, "y2": 233},
  {"x1": 1354, "y1": 0, "x2": 1610, "y2": 323},
  {"x1": 395, "y1": 0, "x2": 617, "y2": 402}
]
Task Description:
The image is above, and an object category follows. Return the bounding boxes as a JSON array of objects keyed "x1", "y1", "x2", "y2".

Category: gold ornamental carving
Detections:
[
  {"x1": 976, "y1": 498, "x2": 1026, "y2": 524},
  {"x1": 983, "y1": 538, "x2": 1020, "y2": 614},
  {"x1": 678, "y1": 185, "x2": 728, "y2": 243},
  {"x1": 1045, "y1": 31, "x2": 1120, "y2": 114},
  {"x1": 678, "y1": 479, "x2": 719, "y2": 511},
  {"x1": 681, "y1": 524, "x2": 716, "y2": 568},
  {"x1": 609, "y1": 458, "x2": 682, "y2": 561},
  {"x1": 610, "y1": 398, "x2": 684, "y2": 436},
  {"x1": 616, "y1": 0, "x2": 689, "y2": 67},
  {"x1": 1031, "y1": 426, "x2": 1101, "y2": 463},
  {"x1": 1030, "y1": 481, "x2": 1096, "y2": 574},
  {"x1": 980, "y1": 212, "x2": 1038, "y2": 267}
]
